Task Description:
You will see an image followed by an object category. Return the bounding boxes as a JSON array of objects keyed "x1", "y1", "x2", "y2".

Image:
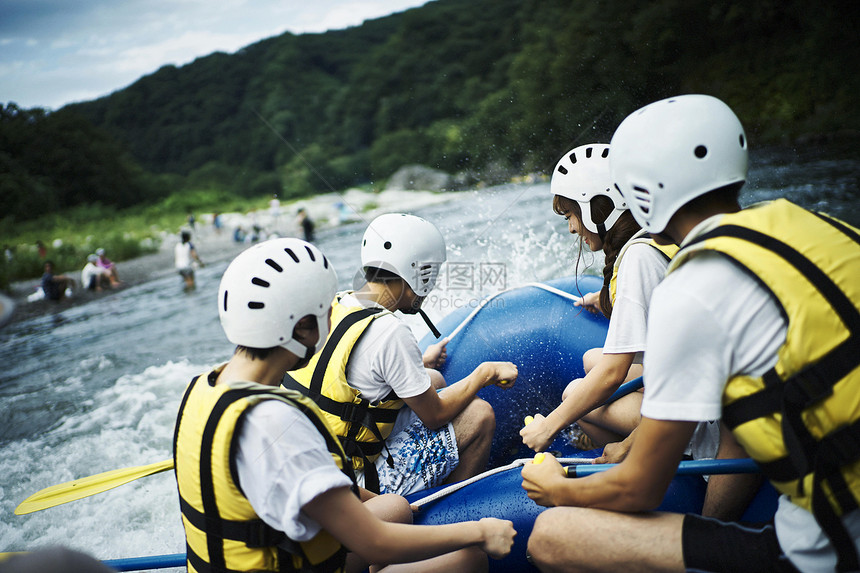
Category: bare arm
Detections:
[
  {"x1": 520, "y1": 351, "x2": 635, "y2": 452},
  {"x1": 404, "y1": 361, "x2": 517, "y2": 429},
  {"x1": 522, "y1": 417, "x2": 695, "y2": 511},
  {"x1": 303, "y1": 486, "x2": 515, "y2": 565}
]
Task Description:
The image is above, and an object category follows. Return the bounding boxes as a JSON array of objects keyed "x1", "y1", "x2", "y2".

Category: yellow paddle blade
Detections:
[{"x1": 15, "y1": 458, "x2": 174, "y2": 515}]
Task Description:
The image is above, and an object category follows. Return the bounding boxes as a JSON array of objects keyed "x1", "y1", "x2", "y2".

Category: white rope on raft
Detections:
[
  {"x1": 444, "y1": 282, "x2": 583, "y2": 342},
  {"x1": 411, "y1": 457, "x2": 592, "y2": 508}
]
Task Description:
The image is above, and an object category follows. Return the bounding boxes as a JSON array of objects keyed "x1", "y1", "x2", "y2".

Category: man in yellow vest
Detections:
[
  {"x1": 521, "y1": 94, "x2": 860, "y2": 572},
  {"x1": 174, "y1": 237, "x2": 515, "y2": 573},
  {"x1": 285, "y1": 213, "x2": 518, "y2": 496}
]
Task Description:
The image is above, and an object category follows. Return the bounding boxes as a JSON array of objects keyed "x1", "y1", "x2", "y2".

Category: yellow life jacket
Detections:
[
  {"x1": 174, "y1": 368, "x2": 356, "y2": 573},
  {"x1": 282, "y1": 295, "x2": 405, "y2": 492},
  {"x1": 608, "y1": 229, "x2": 678, "y2": 305},
  {"x1": 667, "y1": 199, "x2": 860, "y2": 571}
]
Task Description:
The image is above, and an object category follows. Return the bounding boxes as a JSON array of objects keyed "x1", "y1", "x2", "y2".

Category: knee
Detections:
[
  {"x1": 582, "y1": 347, "x2": 603, "y2": 373},
  {"x1": 529, "y1": 509, "x2": 586, "y2": 571},
  {"x1": 427, "y1": 368, "x2": 447, "y2": 390},
  {"x1": 468, "y1": 398, "x2": 496, "y2": 435},
  {"x1": 370, "y1": 493, "x2": 413, "y2": 524}
]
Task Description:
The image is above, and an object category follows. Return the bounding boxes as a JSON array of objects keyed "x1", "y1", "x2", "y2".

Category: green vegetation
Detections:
[{"x1": 2, "y1": 0, "x2": 858, "y2": 288}]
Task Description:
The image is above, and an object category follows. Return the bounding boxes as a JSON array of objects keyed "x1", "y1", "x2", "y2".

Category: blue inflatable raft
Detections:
[{"x1": 104, "y1": 275, "x2": 777, "y2": 572}]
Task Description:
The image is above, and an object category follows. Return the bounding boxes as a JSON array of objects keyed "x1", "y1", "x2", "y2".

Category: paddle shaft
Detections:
[{"x1": 566, "y1": 457, "x2": 760, "y2": 477}]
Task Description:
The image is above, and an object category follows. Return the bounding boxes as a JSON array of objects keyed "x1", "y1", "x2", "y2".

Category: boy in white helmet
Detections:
[
  {"x1": 521, "y1": 95, "x2": 860, "y2": 572},
  {"x1": 284, "y1": 213, "x2": 518, "y2": 496},
  {"x1": 174, "y1": 237, "x2": 515, "y2": 573}
]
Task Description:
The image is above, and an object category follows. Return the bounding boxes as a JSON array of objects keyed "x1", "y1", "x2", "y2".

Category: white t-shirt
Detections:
[
  {"x1": 235, "y1": 400, "x2": 353, "y2": 542},
  {"x1": 603, "y1": 239, "x2": 671, "y2": 362},
  {"x1": 641, "y1": 215, "x2": 860, "y2": 572},
  {"x1": 175, "y1": 242, "x2": 194, "y2": 270},
  {"x1": 339, "y1": 292, "x2": 431, "y2": 403}
]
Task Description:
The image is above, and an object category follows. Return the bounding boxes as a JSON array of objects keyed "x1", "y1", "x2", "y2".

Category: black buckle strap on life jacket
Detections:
[
  {"x1": 186, "y1": 544, "x2": 247, "y2": 573},
  {"x1": 276, "y1": 543, "x2": 347, "y2": 573},
  {"x1": 812, "y1": 424, "x2": 860, "y2": 572},
  {"x1": 280, "y1": 380, "x2": 399, "y2": 430},
  {"x1": 723, "y1": 336, "x2": 860, "y2": 432},
  {"x1": 340, "y1": 437, "x2": 380, "y2": 493},
  {"x1": 179, "y1": 495, "x2": 286, "y2": 547}
]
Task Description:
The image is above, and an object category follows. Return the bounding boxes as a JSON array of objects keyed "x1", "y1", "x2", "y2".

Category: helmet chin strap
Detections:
[
  {"x1": 401, "y1": 303, "x2": 442, "y2": 339},
  {"x1": 417, "y1": 308, "x2": 442, "y2": 339}
]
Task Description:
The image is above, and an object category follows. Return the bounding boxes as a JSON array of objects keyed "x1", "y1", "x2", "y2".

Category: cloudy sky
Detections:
[{"x1": 0, "y1": 0, "x2": 430, "y2": 111}]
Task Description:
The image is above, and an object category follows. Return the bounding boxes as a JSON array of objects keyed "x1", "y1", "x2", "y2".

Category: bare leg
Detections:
[
  {"x1": 578, "y1": 391, "x2": 643, "y2": 446},
  {"x1": 427, "y1": 368, "x2": 447, "y2": 390},
  {"x1": 445, "y1": 398, "x2": 495, "y2": 483},
  {"x1": 528, "y1": 507, "x2": 685, "y2": 573},
  {"x1": 702, "y1": 422, "x2": 763, "y2": 520}
]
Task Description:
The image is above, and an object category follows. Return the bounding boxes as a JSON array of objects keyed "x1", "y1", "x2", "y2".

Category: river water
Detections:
[{"x1": 1, "y1": 142, "x2": 857, "y2": 568}]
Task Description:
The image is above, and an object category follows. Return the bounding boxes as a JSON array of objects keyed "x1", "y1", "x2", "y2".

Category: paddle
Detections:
[
  {"x1": 15, "y1": 458, "x2": 174, "y2": 515},
  {"x1": 565, "y1": 457, "x2": 760, "y2": 478}
]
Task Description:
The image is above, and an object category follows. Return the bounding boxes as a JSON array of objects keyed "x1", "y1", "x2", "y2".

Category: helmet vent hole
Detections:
[
  {"x1": 252, "y1": 277, "x2": 270, "y2": 288},
  {"x1": 284, "y1": 249, "x2": 299, "y2": 263},
  {"x1": 266, "y1": 259, "x2": 283, "y2": 272},
  {"x1": 222, "y1": 291, "x2": 228, "y2": 311},
  {"x1": 304, "y1": 246, "x2": 316, "y2": 262},
  {"x1": 569, "y1": 152, "x2": 577, "y2": 164},
  {"x1": 323, "y1": 255, "x2": 329, "y2": 269},
  {"x1": 585, "y1": 147, "x2": 593, "y2": 158},
  {"x1": 557, "y1": 165, "x2": 568, "y2": 175},
  {"x1": 632, "y1": 185, "x2": 651, "y2": 215},
  {"x1": 384, "y1": 241, "x2": 392, "y2": 250},
  {"x1": 694, "y1": 145, "x2": 708, "y2": 159},
  {"x1": 601, "y1": 148, "x2": 609, "y2": 158},
  {"x1": 739, "y1": 134, "x2": 746, "y2": 148},
  {"x1": 248, "y1": 302, "x2": 265, "y2": 309}
]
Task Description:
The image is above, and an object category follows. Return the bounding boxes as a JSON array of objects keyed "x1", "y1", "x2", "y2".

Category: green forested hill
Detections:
[{"x1": 2, "y1": 0, "x2": 858, "y2": 224}]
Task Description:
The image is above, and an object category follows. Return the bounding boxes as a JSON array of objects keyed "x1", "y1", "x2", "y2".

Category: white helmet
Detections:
[
  {"x1": 218, "y1": 238, "x2": 337, "y2": 358},
  {"x1": 610, "y1": 94, "x2": 748, "y2": 234},
  {"x1": 550, "y1": 143, "x2": 627, "y2": 236},
  {"x1": 361, "y1": 213, "x2": 446, "y2": 297}
]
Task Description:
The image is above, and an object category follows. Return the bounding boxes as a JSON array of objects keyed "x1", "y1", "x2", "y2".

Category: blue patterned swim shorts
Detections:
[{"x1": 374, "y1": 409, "x2": 459, "y2": 496}]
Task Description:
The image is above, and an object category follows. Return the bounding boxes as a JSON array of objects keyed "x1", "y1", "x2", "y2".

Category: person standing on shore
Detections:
[{"x1": 296, "y1": 207, "x2": 315, "y2": 242}]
